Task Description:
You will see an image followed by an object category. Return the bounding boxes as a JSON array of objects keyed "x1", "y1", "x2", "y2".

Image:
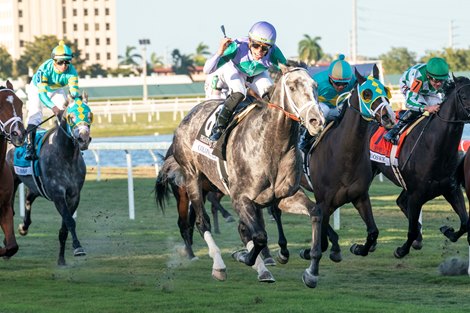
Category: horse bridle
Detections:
[
  {"x1": 0, "y1": 88, "x2": 23, "y2": 141},
  {"x1": 435, "y1": 83, "x2": 470, "y2": 123},
  {"x1": 269, "y1": 67, "x2": 319, "y2": 125}
]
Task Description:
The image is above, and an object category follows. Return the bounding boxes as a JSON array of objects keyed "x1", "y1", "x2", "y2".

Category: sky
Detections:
[{"x1": 116, "y1": 0, "x2": 470, "y2": 63}]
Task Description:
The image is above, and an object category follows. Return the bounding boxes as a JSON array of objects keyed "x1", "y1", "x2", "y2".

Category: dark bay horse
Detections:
[
  {"x1": 0, "y1": 81, "x2": 26, "y2": 257},
  {"x1": 297, "y1": 66, "x2": 395, "y2": 267},
  {"x1": 170, "y1": 64, "x2": 325, "y2": 287},
  {"x1": 460, "y1": 149, "x2": 470, "y2": 275},
  {"x1": 371, "y1": 75, "x2": 470, "y2": 259},
  {"x1": 7, "y1": 94, "x2": 93, "y2": 265}
]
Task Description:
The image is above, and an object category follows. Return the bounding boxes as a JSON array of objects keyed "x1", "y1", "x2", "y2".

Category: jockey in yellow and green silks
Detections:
[{"x1": 25, "y1": 40, "x2": 80, "y2": 160}]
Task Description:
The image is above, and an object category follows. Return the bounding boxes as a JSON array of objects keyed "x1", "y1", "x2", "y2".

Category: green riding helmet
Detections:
[
  {"x1": 328, "y1": 54, "x2": 353, "y2": 83},
  {"x1": 426, "y1": 57, "x2": 449, "y2": 80},
  {"x1": 51, "y1": 40, "x2": 73, "y2": 60}
]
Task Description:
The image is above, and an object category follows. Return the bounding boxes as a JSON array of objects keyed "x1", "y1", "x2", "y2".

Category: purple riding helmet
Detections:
[{"x1": 248, "y1": 21, "x2": 277, "y2": 46}]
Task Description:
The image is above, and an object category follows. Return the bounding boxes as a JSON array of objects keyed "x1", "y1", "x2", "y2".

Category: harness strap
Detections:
[{"x1": 267, "y1": 102, "x2": 301, "y2": 122}]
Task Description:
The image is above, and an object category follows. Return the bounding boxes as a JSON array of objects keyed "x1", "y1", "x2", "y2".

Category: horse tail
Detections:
[{"x1": 154, "y1": 155, "x2": 185, "y2": 213}]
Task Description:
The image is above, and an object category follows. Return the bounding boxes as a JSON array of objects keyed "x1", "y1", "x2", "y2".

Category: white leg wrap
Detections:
[
  {"x1": 204, "y1": 231, "x2": 226, "y2": 270},
  {"x1": 245, "y1": 241, "x2": 268, "y2": 274}
]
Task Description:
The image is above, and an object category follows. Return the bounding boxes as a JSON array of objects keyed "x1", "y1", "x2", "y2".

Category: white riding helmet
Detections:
[{"x1": 248, "y1": 21, "x2": 277, "y2": 46}]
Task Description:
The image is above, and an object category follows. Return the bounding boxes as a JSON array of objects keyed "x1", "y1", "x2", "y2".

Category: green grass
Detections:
[{"x1": 1, "y1": 170, "x2": 469, "y2": 313}]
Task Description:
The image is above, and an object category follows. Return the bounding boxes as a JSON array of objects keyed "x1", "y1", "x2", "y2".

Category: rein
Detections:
[
  {"x1": 267, "y1": 102, "x2": 301, "y2": 122},
  {"x1": 435, "y1": 83, "x2": 470, "y2": 124}
]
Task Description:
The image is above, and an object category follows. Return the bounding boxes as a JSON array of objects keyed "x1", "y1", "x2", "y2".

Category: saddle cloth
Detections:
[{"x1": 13, "y1": 129, "x2": 47, "y2": 176}]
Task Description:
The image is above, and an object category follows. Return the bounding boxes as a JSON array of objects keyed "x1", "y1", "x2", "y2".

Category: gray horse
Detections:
[
  {"x1": 7, "y1": 94, "x2": 93, "y2": 265},
  {"x1": 171, "y1": 64, "x2": 325, "y2": 287}
]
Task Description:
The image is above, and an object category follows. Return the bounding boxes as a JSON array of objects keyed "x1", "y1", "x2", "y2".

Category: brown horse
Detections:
[{"x1": 0, "y1": 81, "x2": 26, "y2": 257}]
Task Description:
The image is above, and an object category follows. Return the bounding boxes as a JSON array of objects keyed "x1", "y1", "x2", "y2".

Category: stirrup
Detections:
[
  {"x1": 24, "y1": 151, "x2": 38, "y2": 161},
  {"x1": 209, "y1": 128, "x2": 223, "y2": 141}
]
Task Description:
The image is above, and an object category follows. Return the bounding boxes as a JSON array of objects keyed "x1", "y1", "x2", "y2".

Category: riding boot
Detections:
[
  {"x1": 209, "y1": 92, "x2": 244, "y2": 141},
  {"x1": 298, "y1": 126, "x2": 316, "y2": 154},
  {"x1": 24, "y1": 124, "x2": 38, "y2": 161},
  {"x1": 383, "y1": 110, "x2": 416, "y2": 145}
]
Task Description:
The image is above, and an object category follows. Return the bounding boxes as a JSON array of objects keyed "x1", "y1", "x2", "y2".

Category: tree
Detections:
[
  {"x1": 379, "y1": 47, "x2": 416, "y2": 74},
  {"x1": 298, "y1": 35, "x2": 324, "y2": 65},
  {"x1": 118, "y1": 46, "x2": 142, "y2": 67},
  {"x1": 171, "y1": 49, "x2": 195, "y2": 75},
  {"x1": 193, "y1": 42, "x2": 210, "y2": 66},
  {"x1": 16, "y1": 35, "x2": 85, "y2": 77},
  {"x1": 0, "y1": 46, "x2": 13, "y2": 79},
  {"x1": 150, "y1": 52, "x2": 164, "y2": 68}
]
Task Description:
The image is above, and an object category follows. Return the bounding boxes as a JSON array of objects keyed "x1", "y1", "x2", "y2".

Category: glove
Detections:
[{"x1": 52, "y1": 106, "x2": 61, "y2": 116}]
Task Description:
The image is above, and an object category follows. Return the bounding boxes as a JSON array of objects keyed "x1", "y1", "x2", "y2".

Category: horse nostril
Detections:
[{"x1": 309, "y1": 118, "x2": 318, "y2": 126}]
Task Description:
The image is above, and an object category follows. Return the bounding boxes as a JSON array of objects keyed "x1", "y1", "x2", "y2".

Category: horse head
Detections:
[
  {"x1": 65, "y1": 92, "x2": 93, "y2": 150},
  {"x1": 0, "y1": 80, "x2": 26, "y2": 146},
  {"x1": 276, "y1": 64, "x2": 325, "y2": 136},
  {"x1": 354, "y1": 65, "x2": 396, "y2": 129},
  {"x1": 441, "y1": 75, "x2": 470, "y2": 122}
]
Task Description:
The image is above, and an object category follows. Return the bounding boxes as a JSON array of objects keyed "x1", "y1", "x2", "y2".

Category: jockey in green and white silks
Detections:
[
  {"x1": 203, "y1": 21, "x2": 287, "y2": 141},
  {"x1": 25, "y1": 40, "x2": 80, "y2": 160},
  {"x1": 384, "y1": 57, "x2": 450, "y2": 144}
]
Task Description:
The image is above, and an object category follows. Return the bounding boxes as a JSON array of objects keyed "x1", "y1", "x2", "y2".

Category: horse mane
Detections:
[{"x1": 0, "y1": 86, "x2": 6, "y2": 90}]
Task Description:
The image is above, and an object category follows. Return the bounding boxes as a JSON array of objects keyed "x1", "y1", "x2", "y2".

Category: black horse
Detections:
[
  {"x1": 371, "y1": 75, "x2": 470, "y2": 259},
  {"x1": 294, "y1": 66, "x2": 395, "y2": 268},
  {"x1": 168, "y1": 65, "x2": 325, "y2": 287},
  {"x1": 460, "y1": 148, "x2": 470, "y2": 275},
  {"x1": 7, "y1": 94, "x2": 93, "y2": 265}
]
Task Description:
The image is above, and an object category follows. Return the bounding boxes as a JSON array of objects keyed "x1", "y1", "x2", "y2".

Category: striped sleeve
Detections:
[
  {"x1": 68, "y1": 75, "x2": 80, "y2": 98},
  {"x1": 37, "y1": 74, "x2": 55, "y2": 108}
]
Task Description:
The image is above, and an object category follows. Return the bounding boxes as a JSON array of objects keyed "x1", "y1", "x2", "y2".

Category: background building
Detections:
[{"x1": 0, "y1": 0, "x2": 117, "y2": 68}]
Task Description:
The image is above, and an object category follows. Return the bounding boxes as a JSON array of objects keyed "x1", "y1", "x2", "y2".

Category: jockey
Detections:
[
  {"x1": 203, "y1": 21, "x2": 287, "y2": 141},
  {"x1": 299, "y1": 54, "x2": 356, "y2": 153},
  {"x1": 25, "y1": 40, "x2": 80, "y2": 161},
  {"x1": 384, "y1": 57, "x2": 449, "y2": 145}
]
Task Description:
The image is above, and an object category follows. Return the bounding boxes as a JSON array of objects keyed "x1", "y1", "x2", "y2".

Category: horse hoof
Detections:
[
  {"x1": 225, "y1": 216, "x2": 235, "y2": 223},
  {"x1": 74, "y1": 247, "x2": 86, "y2": 257},
  {"x1": 393, "y1": 247, "x2": 408, "y2": 259},
  {"x1": 369, "y1": 242, "x2": 377, "y2": 253},
  {"x1": 231, "y1": 249, "x2": 247, "y2": 263},
  {"x1": 411, "y1": 240, "x2": 423, "y2": 250},
  {"x1": 302, "y1": 269, "x2": 318, "y2": 288},
  {"x1": 212, "y1": 268, "x2": 227, "y2": 281},
  {"x1": 18, "y1": 224, "x2": 28, "y2": 236},
  {"x1": 190, "y1": 256, "x2": 199, "y2": 262},
  {"x1": 299, "y1": 249, "x2": 311, "y2": 260},
  {"x1": 58, "y1": 259, "x2": 66, "y2": 266},
  {"x1": 440, "y1": 226, "x2": 458, "y2": 242},
  {"x1": 263, "y1": 257, "x2": 276, "y2": 266},
  {"x1": 258, "y1": 270, "x2": 275, "y2": 283},
  {"x1": 277, "y1": 251, "x2": 289, "y2": 265},
  {"x1": 350, "y1": 244, "x2": 368, "y2": 256},
  {"x1": 329, "y1": 250, "x2": 342, "y2": 263}
]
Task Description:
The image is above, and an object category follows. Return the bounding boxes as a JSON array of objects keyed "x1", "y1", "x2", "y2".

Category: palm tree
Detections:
[
  {"x1": 298, "y1": 35, "x2": 324, "y2": 65},
  {"x1": 193, "y1": 42, "x2": 211, "y2": 66},
  {"x1": 150, "y1": 52, "x2": 164, "y2": 68},
  {"x1": 171, "y1": 49, "x2": 195, "y2": 75},
  {"x1": 118, "y1": 46, "x2": 142, "y2": 67}
]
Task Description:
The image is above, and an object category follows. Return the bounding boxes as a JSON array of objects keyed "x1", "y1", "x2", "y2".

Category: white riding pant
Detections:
[
  {"x1": 27, "y1": 84, "x2": 67, "y2": 126},
  {"x1": 206, "y1": 63, "x2": 273, "y2": 100},
  {"x1": 319, "y1": 102, "x2": 340, "y2": 123}
]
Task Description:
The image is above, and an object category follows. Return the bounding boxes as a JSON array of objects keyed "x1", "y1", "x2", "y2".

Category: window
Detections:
[
  {"x1": 84, "y1": 23, "x2": 89, "y2": 31},
  {"x1": 84, "y1": 9, "x2": 88, "y2": 16},
  {"x1": 105, "y1": 8, "x2": 109, "y2": 15},
  {"x1": 95, "y1": 38, "x2": 100, "y2": 45},
  {"x1": 95, "y1": 23, "x2": 99, "y2": 31},
  {"x1": 19, "y1": 25, "x2": 23, "y2": 32},
  {"x1": 74, "y1": 39, "x2": 78, "y2": 46},
  {"x1": 18, "y1": 10, "x2": 22, "y2": 17},
  {"x1": 73, "y1": 9, "x2": 77, "y2": 16},
  {"x1": 107, "y1": 52, "x2": 111, "y2": 60},
  {"x1": 85, "y1": 38, "x2": 89, "y2": 45},
  {"x1": 73, "y1": 24, "x2": 77, "y2": 31},
  {"x1": 63, "y1": 22, "x2": 66, "y2": 33},
  {"x1": 96, "y1": 53, "x2": 100, "y2": 60},
  {"x1": 106, "y1": 38, "x2": 110, "y2": 45},
  {"x1": 95, "y1": 8, "x2": 99, "y2": 15},
  {"x1": 105, "y1": 23, "x2": 110, "y2": 31},
  {"x1": 19, "y1": 40, "x2": 24, "y2": 47},
  {"x1": 85, "y1": 53, "x2": 89, "y2": 60}
]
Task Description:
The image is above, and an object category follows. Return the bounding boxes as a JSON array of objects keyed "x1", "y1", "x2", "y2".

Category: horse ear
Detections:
[
  {"x1": 372, "y1": 64, "x2": 379, "y2": 79},
  {"x1": 83, "y1": 91, "x2": 88, "y2": 102},
  {"x1": 355, "y1": 68, "x2": 366, "y2": 84},
  {"x1": 6, "y1": 80, "x2": 13, "y2": 90},
  {"x1": 279, "y1": 63, "x2": 289, "y2": 74},
  {"x1": 452, "y1": 72, "x2": 457, "y2": 81}
]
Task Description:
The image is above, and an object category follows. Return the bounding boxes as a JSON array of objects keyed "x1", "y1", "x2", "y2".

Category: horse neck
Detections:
[
  {"x1": 0, "y1": 136, "x2": 6, "y2": 172},
  {"x1": 53, "y1": 121, "x2": 78, "y2": 157},
  {"x1": 429, "y1": 93, "x2": 465, "y2": 147},
  {"x1": 267, "y1": 92, "x2": 300, "y2": 147},
  {"x1": 337, "y1": 97, "x2": 371, "y2": 151}
]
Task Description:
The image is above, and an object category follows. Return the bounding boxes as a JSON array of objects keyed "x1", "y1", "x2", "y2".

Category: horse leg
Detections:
[
  {"x1": 186, "y1": 177, "x2": 226, "y2": 281},
  {"x1": 394, "y1": 194, "x2": 423, "y2": 258},
  {"x1": 173, "y1": 185, "x2": 197, "y2": 260},
  {"x1": 269, "y1": 204, "x2": 289, "y2": 264},
  {"x1": 232, "y1": 213, "x2": 274, "y2": 283},
  {"x1": 53, "y1": 196, "x2": 85, "y2": 265},
  {"x1": 210, "y1": 200, "x2": 220, "y2": 234},
  {"x1": 58, "y1": 221, "x2": 68, "y2": 265},
  {"x1": 327, "y1": 224, "x2": 342, "y2": 262},
  {"x1": 440, "y1": 186, "x2": 468, "y2": 242},
  {"x1": 209, "y1": 192, "x2": 234, "y2": 222},
  {"x1": 397, "y1": 190, "x2": 423, "y2": 249},
  {"x1": 0, "y1": 202, "x2": 19, "y2": 258},
  {"x1": 350, "y1": 195, "x2": 379, "y2": 257},
  {"x1": 18, "y1": 191, "x2": 38, "y2": 236}
]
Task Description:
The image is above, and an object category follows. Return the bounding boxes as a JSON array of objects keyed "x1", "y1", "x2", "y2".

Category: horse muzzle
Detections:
[
  {"x1": 304, "y1": 103, "x2": 325, "y2": 136},
  {"x1": 9, "y1": 124, "x2": 26, "y2": 147}
]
